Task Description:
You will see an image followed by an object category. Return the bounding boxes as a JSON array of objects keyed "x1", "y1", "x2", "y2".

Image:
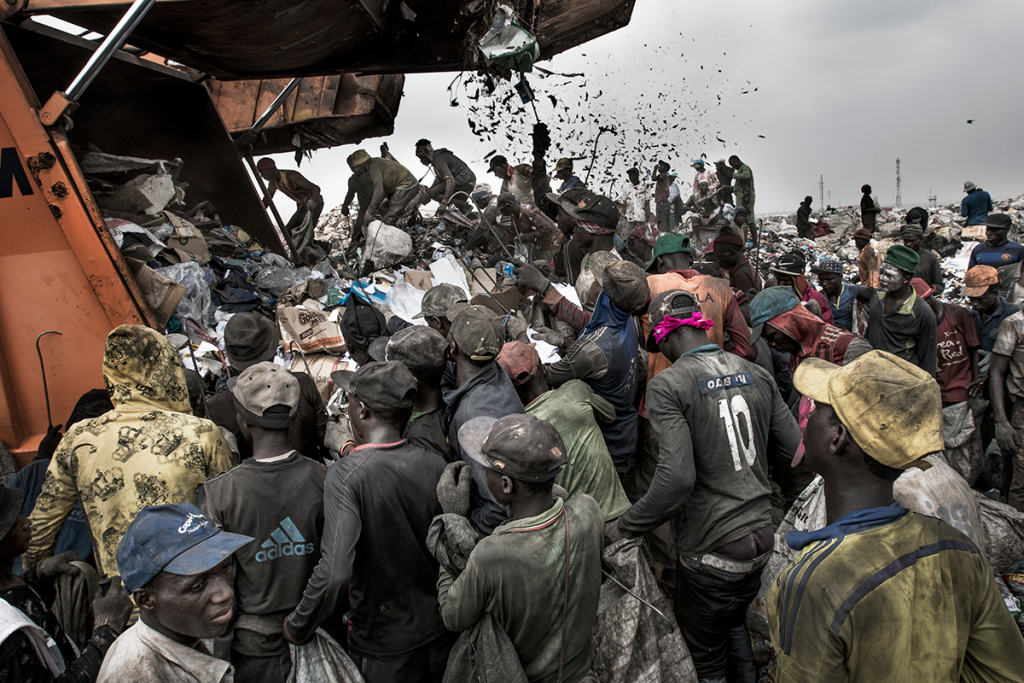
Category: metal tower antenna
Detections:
[
  {"x1": 819, "y1": 174, "x2": 824, "y2": 210},
  {"x1": 928, "y1": 189, "x2": 937, "y2": 209},
  {"x1": 896, "y1": 158, "x2": 902, "y2": 208}
]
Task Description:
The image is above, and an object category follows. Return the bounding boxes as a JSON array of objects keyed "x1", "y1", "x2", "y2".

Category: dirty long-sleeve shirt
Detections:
[
  {"x1": 285, "y1": 441, "x2": 446, "y2": 656},
  {"x1": 865, "y1": 290, "x2": 938, "y2": 376},
  {"x1": 732, "y1": 163, "x2": 755, "y2": 202},
  {"x1": 619, "y1": 346, "x2": 800, "y2": 554},
  {"x1": 365, "y1": 158, "x2": 418, "y2": 217},
  {"x1": 269, "y1": 170, "x2": 319, "y2": 207},
  {"x1": 437, "y1": 495, "x2": 604, "y2": 683},
  {"x1": 428, "y1": 149, "x2": 475, "y2": 204}
]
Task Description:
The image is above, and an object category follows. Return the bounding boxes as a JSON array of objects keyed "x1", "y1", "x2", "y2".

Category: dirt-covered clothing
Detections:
[
  {"x1": 619, "y1": 345, "x2": 800, "y2": 555},
  {"x1": 97, "y1": 619, "x2": 232, "y2": 683},
  {"x1": 269, "y1": 170, "x2": 318, "y2": 207},
  {"x1": 201, "y1": 451, "x2": 327, "y2": 657},
  {"x1": 285, "y1": 441, "x2": 446, "y2": 658},
  {"x1": 865, "y1": 290, "x2": 938, "y2": 376},
  {"x1": 364, "y1": 158, "x2": 418, "y2": 218},
  {"x1": 437, "y1": 495, "x2": 604, "y2": 683},
  {"x1": 25, "y1": 326, "x2": 234, "y2": 577},
  {"x1": 406, "y1": 406, "x2": 454, "y2": 463}
]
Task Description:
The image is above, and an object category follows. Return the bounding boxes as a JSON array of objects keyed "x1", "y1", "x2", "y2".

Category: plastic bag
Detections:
[
  {"x1": 478, "y1": 4, "x2": 540, "y2": 72},
  {"x1": 287, "y1": 629, "x2": 364, "y2": 683},
  {"x1": 157, "y1": 261, "x2": 215, "y2": 329},
  {"x1": 443, "y1": 614, "x2": 528, "y2": 683},
  {"x1": 593, "y1": 538, "x2": 696, "y2": 683},
  {"x1": 255, "y1": 266, "x2": 313, "y2": 298},
  {"x1": 384, "y1": 282, "x2": 428, "y2": 325}
]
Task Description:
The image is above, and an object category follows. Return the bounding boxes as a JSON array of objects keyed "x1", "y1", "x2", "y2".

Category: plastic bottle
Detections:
[{"x1": 496, "y1": 261, "x2": 517, "y2": 283}]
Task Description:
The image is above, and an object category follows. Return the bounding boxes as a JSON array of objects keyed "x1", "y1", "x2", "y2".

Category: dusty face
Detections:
[
  {"x1": 714, "y1": 245, "x2": 738, "y2": 270},
  {"x1": 987, "y1": 227, "x2": 1008, "y2": 247},
  {"x1": 969, "y1": 287, "x2": 999, "y2": 314},
  {"x1": 143, "y1": 558, "x2": 235, "y2": 640},
  {"x1": 815, "y1": 271, "x2": 842, "y2": 297},
  {"x1": 762, "y1": 324, "x2": 800, "y2": 354},
  {"x1": 901, "y1": 233, "x2": 923, "y2": 251},
  {"x1": 352, "y1": 162, "x2": 370, "y2": 177},
  {"x1": 774, "y1": 273, "x2": 796, "y2": 290},
  {"x1": 878, "y1": 263, "x2": 907, "y2": 293}
]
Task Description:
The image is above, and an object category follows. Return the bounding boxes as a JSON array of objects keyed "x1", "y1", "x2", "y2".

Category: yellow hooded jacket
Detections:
[{"x1": 25, "y1": 325, "x2": 234, "y2": 577}]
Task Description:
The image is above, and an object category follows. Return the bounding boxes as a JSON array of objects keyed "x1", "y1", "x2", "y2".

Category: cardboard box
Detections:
[{"x1": 125, "y1": 257, "x2": 186, "y2": 327}]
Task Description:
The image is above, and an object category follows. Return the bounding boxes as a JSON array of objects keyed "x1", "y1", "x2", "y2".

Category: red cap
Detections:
[
  {"x1": 852, "y1": 227, "x2": 873, "y2": 240},
  {"x1": 715, "y1": 234, "x2": 744, "y2": 247},
  {"x1": 910, "y1": 278, "x2": 933, "y2": 299},
  {"x1": 256, "y1": 158, "x2": 276, "y2": 171},
  {"x1": 496, "y1": 341, "x2": 541, "y2": 385}
]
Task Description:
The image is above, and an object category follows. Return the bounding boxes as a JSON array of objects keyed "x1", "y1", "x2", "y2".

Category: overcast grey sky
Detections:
[{"x1": 256, "y1": 0, "x2": 1024, "y2": 213}]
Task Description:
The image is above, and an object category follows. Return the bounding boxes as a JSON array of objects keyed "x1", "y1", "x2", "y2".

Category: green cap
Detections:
[
  {"x1": 900, "y1": 224, "x2": 925, "y2": 236},
  {"x1": 883, "y1": 244, "x2": 921, "y2": 275},
  {"x1": 645, "y1": 233, "x2": 691, "y2": 272}
]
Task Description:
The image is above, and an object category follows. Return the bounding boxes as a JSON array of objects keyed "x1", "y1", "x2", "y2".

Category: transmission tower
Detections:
[
  {"x1": 895, "y1": 158, "x2": 902, "y2": 208},
  {"x1": 928, "y1": 189, "x2": 937, "y2": 208},
  {"x1": 819, "y1": 175, "x2": 824, "y2": 209},
  {"x1": 828, "y1": 190, "x2": 832, "y2": 208}
]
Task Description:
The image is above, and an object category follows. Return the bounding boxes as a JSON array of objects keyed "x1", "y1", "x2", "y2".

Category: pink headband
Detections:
[
  {"x1": 575, "y1": 219, "x2": 616, "y2": 235},
  {"x1": 652, "y1": 312, "x2": 715, "y2": 343}
]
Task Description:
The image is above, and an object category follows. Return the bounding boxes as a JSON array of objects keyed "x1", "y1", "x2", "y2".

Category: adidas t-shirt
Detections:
[{"x1": 201, "y1": 451, "x2": 327, "y2": 649}]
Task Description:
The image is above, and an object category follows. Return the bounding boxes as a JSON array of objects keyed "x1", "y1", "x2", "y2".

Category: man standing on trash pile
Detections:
[
  {"x1": 497, "y1": 192, "x2": 563, "y2": 263},
  {"x1": 713, "y1": 232, "x2": 760, "y2": 297},
  {"x1": 864, "y1": 245, "x2": 938, "y2": 376},
  {"x1": 812, "y1": 257, "x2": 866, "y2": 333},
  {"x1": 98, "y1": 503, "x2": 253, "y2": 682},
  {"x1": 285, "y1": 362, "x2": 453, "y2": 681},
  {"x1": 341, "y1": 168, "x2": 373, "y2": 243},
  {"x1": 769, "y1": 351, "x2": 1024, "y2": 682},
  {"x1": 386, "y1": 326, "x2": 456, "y2": 462},
  {"x1": 682, "y1": 180, "x2": 719, "y2": 248},
  {"x1": 257, "y1": 158, "x2": 325, "y2": 267},
  {"x1": 415, "y1": 139, "x2": 477, "y2": 216},
  {"x1": 966, "y1": 265, "x2": 1021, "y2": 354},
  {"x1": 444, "y1": 305, "x2": 525, "y2": 535},
  {"x1": 770, "y1": 253, "x2": 834, "y2": 325},
  {"x1": 851, "y1": 227, "x2": 880, "y2": 288},
  {"x1": 795, "y1": 196, "x2": 814, "y2": 239},
  {"x1": 913, "y1": 279, "x2": 983, "y2": 407},
  {"x1": 901, "y1": 222, "x2": 945, "y2": 294},
  {"x1": 554, "y1": 157, "x2": 584, "y2": 193},
  {"x1": 439, "y1": 414, "x2": 604, "y2": 683},
  {"x1": 496, "y1": 341, "x2": 630, "y2": 522},
  {"x1": 544, "y1": 261, "x2": 649, "y2": 471},
  {"x1": 691, "y1": 158, "x2": 718, "y2": 195},
  {"x1": 25, "y1": 325, "x2": 234, "y2": 579},
  {"x1": 986, "y1": 306, "x2": 1024, "y2": 512},
  {"x1": 729, "y1": 155, "x2": 755, "y2": 227},
  {"x1": 618, "y1": 167, "x2": 651, "y2": 237},
  {"x1": 652, "y1": 160, "x2": 673, "y2": 232},
  {"x1": 201, "y1": 363, "x2": 327, "y2": 683},
  {"x1": 961, "y1": 180, "x2": 994, "y2": 227},
  {"x1": 967, "y1": 213, "x2": 1024, "y2": 269},
  {"x1": 609, "y1": 290, "x2": 801, "y2": 683},
  {"x1": 207, "y1": 312, "x2": 329, "y2": 463},
  {"x1": 859, "y1": 183, "x2": 879, "y2": 233},
  {"x1": 346, "y1": 149, "x2": 420, "y2": 234}
]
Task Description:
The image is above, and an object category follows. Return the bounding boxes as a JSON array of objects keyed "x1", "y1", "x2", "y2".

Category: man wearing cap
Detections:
[
  {"x1": 200, "y1": 363, "x2": 327, "y2": 682},
  {"x1": 770, "y1": 253, "x2": 834, "y2": 326},
  {"x1": 498, "y1": 192, "x2": 562, "y2": 263},
  {"x1": 913, "y1": 280, "x2": 983, "y2": 408},
  {"x1": 25, "y1": 326, "x2": 234, "y2": 579},
  {"x1": 859, "y1": 184, "x2": 879, "y2": 233},
  {"x1": 691, "y1": 158, "x2": 718, "y2": 196},
  {"x1": 900, "y1": 222, "x2": 944, "y2": 294},
  {"x1": 497, "y1": 341, "x2": 630, "y2": 521},
  {"x1": 286, "y1": 362, "x2": 452, "y2": 679},
  {"x1": 729, "y1": 155, "x2": 755, "y2": 227},
  {"x1": 256, "y1": 158, "x2": 325, "y2": 267},
  {"x1": 967, "y1": 214, "x2": 1024, "y2": 269},
  {"x1": 414, "y1": 283, "x2": 469, "y2": 338},
  {"x1": 864, "y1": 245, "x2": 938, "y2": 376},
  {"x1": 965, "y1": 265, "x2": 1021, "y2": 353},
  {"x1": 769, "y1": 351, "x2": 1024, "y2": 682},
  {"x1": 713, "y1": 233, "x2": 760, "y2": 297},
  {"x1": 208, "y1": 312, "x2": 329, "y2": 463},
  {"x1": 850, "y1": 227, "x2": 879, "y2": 287},
  {"x1": 961, "y1": 180, "x2": 994, "y2": 227},
  {"x1": 652, "y1": 160, "x2": 673, "y2": 232},
  {"x1": 553, "y1": 157, "x2": 583, "y2": 193},
  {"x1": 415, "y1": 140, "x2": 476, "y2": 215},
  {"x1": 444, "y1": 306, "x2": 525, "y2": 535},
  {"x1": 440, "y1": 414, "x2": 604, "y2": 683},
  {"x1": 489, "y1": 155, "x2": 533, "y2": 202},
  {"x1": 346, "y1": 149, "x2": 419, "y2": 233},
  {"x1": 611, "y1": 289, "x2": 801, "y2": 683},
  {"x1": 98, "y1": 503, "x2": 253, "y2": 682},
  {"x1": 618, "y1": 167, "x2": 651, "y2": 236},
  {"x1": 545, "y1": 261, "x2": 649, "y2": 469},
  {"x1": 387, "y1": 326, "x2": 455, "y2": 462},
  {"x1": 812, "y1": 257, "x2": 866, "y2": 333}
]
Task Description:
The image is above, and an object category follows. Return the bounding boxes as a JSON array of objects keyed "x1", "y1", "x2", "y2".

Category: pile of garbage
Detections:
[{"x1": 750, "y1": 193, "x2": 1024, "y2": 306}]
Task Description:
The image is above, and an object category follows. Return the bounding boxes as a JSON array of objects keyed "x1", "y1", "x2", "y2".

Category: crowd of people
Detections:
[{"x1": 4, "y1": 121, "x2": 1024, "y2": 683}]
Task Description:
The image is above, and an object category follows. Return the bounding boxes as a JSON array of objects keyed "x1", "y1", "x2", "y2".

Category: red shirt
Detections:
[{"x1": 935, "y1": 302, "x2": 980, "y2": 403}]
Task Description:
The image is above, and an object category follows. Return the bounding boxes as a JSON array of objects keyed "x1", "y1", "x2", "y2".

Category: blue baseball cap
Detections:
[
  {"x1": 117, "y1": 503, "x2": 253, "y2": 592},
  {"x1": 750, "y1": 286, "x2": 800, "y2": 343}
]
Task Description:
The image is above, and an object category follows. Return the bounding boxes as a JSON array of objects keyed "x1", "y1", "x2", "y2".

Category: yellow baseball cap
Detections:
[{"x1": 793, "y1": 350, "x2": 942, "y2": 469}]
